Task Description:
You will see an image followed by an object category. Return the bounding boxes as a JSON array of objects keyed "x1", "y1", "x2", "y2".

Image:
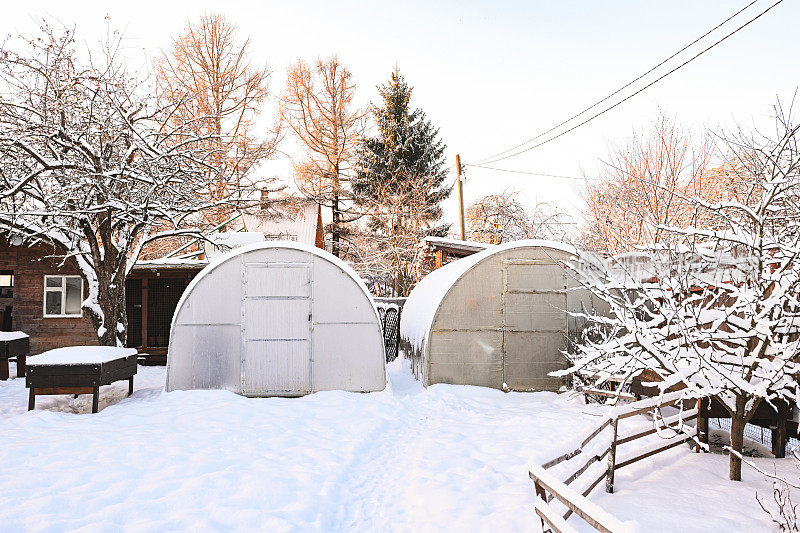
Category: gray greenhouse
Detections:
[{"x1": 400, "y1": 240, "x2": 601, "y2": 391}]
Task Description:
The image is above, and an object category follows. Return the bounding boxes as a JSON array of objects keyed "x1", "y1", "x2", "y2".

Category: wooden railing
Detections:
[{"x1": 530, "y1": 391, "x2": 700, "y2": 533}]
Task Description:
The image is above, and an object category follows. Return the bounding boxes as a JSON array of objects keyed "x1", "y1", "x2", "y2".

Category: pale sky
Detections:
[{"x1": 4, "y1": 1, "x2": 799, "y2": 234}]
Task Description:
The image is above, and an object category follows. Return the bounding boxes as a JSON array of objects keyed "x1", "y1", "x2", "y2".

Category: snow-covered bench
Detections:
[
  {"x1": 26, "y1": 347, "x2": 138, "y2": 413},
  {"x1": 0, "y1": 331, "x2": 29, "y2": 380}
]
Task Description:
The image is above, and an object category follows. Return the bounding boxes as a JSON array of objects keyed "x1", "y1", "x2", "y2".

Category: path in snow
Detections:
[{"x1": 0, "y1": 359, "x2": 790, "y2": 532}]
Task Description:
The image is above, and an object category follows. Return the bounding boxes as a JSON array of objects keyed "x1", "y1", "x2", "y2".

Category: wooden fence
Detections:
[{"x1": 530, "y1": 391, "x2": 699, "y2": 533}]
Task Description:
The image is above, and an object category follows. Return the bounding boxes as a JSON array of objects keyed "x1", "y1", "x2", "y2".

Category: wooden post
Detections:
[
  {"x1": 773, "y1": 418, "x2": 787, "y2": 459},
  {"x1": 456, "y1": 154, "x2": 466, "y2": 241},
  {"x1": 533, "y1": 479, "x2": 548, "y2": 532},
  {"x1": 91, "y1": 386, "x2": 99, "y2": 413},
  {"x1": 16, "y1": 354, "x2": 26, "y2": 377},
  {"x1": 0, "y1": 358, "x2": 8, "y2": 380},
  {"x1": 696, "y1": 398, "x2": 704, "y2": 453},
  {"x1": 28, "y1": 387, "x2": 35, "y2": 411},
  {"x1": 434, "y1": 249, "x2": 444, "y2": 269},
  {"x1": 606, "y1": 417, "x2": 618, "y2": 493},
  {"x1": 141, "y1": 277, "x2": 149, "y2": 352},
  {"x1": 128, "y1": 376, "x2": 134, "y2": 396}
]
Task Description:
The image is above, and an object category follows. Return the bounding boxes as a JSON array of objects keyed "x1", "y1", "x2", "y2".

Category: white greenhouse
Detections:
[
  {"x1": 166, "y1": 242, "x2": 386, "y2": 396},
  {"x1": 400, "y1": 240, "x2": 602, "y2": 391}
]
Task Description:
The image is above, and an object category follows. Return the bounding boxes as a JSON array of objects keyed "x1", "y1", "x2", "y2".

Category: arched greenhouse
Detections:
[
  {"x1": 400, "y1": 240, "x2": 601, "y2": 391},
  {"x1": 166, "y1": 242, "x2": 386, "y2": 396}
]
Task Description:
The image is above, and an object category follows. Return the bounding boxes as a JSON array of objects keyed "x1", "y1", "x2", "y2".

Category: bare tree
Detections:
[
  {"x1": 158, "y1": 13, "x2": 281, "y2": 225},
  {"x1": 0, "y1": 22, "x2": 230, "y2": 346},
  {"x1": 346, "y1": 173, "x2": 442, "y2": 296},
  {"x1": 582, "y1": 114, "x2": 718, "y2": 254},
  {"x1": 280, "y1": 56, "x2": 365, "y2": 257},
  {"x1": 466, "y1": 190, "x2": 573, "y2": 244},
  {"x1": 562, "y1": 101, "x2": 800, "y2": 481}
]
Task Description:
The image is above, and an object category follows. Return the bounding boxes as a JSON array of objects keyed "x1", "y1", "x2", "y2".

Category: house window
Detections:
[{"x1": 43, "y1": 275, "x2": 83, "y2": 317}]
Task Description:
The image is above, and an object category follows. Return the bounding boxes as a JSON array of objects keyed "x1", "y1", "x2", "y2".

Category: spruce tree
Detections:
[
  {"x1": 352, "y1": 69, "x2": 452, "y2": 295},
  {"x1": 353, "y1": 69, "x2": 451, "y2": 234}
]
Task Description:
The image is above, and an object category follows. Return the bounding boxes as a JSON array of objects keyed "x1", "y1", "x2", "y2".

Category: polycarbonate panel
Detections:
[
  {"x1": 503, "y1": 331, "x2": 566, "y2": 363},
  {"x1": 428, "y1": 330, "x2": 503, "y2": 388},
  {"x1": 503, "y1": 292, "x2": 566, "y2": 331},
  {"x1": 311, "y1": 260, "x2": 377, "y2": 324},
  {"x1": 167, "y1": 324, "x2": 241, "y2": 391},
  {"x1": 243, "y1": 340, "x2": 311, "y2": 394},
  {"x1": 175, "y1": 259, "x2": 242, "y2": 326},
  {"x1": 504, "y1": 261, "x2": 566, "y2": 292},
  {"x1": 244, "y1": 299, "x2": 310, "y2": 340},
  {"x1": 245, "y1": 263, "x2": 309, "y2": 298},
  {"x1": 312, "y1": 323, "x2": 385, "y2": 392},
  {"x1": 503, "y1": 362, "x2": 566, "y2": 391}
]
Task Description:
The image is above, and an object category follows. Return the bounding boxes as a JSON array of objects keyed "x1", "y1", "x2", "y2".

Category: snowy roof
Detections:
[
  {"x1": 0, "y1": 331, "x2": 28, "y2": 342},
  {"x1": 401, "y1": 239, "x2": 579, "y2": 351},
  {"x1": 422, "y1": 236, "x2": 491, "y2": 253},
  {"x1": 27, "y1": 346, "x2": 137, "y2": 366},
  {"x1": 132, "y1": 258, "x2": 208, "y2": 270}
]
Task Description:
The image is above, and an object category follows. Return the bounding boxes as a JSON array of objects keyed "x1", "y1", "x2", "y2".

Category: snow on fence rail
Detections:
[{"x1": 530, "y1": 391, "x2": 698, "y2": 533}]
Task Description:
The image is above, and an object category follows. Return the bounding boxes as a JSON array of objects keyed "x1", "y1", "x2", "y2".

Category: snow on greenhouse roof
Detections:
[{"x1": 400, "y1": 240, "x2": 579, "y2": 352}]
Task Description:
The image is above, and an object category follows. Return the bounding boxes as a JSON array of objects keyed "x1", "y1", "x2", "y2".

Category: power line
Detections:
[
  {"x1": 466, "y1": 164, "x2": 586, "y2": 181},
  {"x1": 474, "y1": 0, "x2": 784, "y2": 167}
]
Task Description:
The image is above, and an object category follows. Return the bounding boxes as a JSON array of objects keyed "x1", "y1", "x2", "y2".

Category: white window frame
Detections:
[{"x1": 43, "y1": 275, "x2": 83, "y2": 318}]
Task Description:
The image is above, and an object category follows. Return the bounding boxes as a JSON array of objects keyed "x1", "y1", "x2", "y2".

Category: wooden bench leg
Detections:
[
  {"x1": 0, "y1": 358, "x2": 9, "y2": 381},
  {"x1": 128, "y1": 376, "x2": 134, "y2": 396},
  {"x1": 28, "y1": 388, "x2": 35, "y2": 411},
  {"x1": 92, "y1": 386, "x2": 99, "y2": 414},
  {"x1": 17, "y1": 354, "x2": 26, "y2": 377}
]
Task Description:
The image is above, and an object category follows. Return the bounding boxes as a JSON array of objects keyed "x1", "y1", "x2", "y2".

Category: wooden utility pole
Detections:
[{"x1": 456, "y1": 154, "x2": 466, "y2": 240}]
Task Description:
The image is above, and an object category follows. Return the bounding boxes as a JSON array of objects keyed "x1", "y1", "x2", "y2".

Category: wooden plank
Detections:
[
  {"x1": 581, "y1": 472, "x2": 607, "y2": 498},
  {"x1": 542, "y1": 448, "x2": 583, "y2": 471},
  {"x1": 529, "y1": 466, "x2": 630, "y2": 533},
  {"x1": 99, "y1": 355, "x2": 137, "y2": 374},
  {"x1": 535, "y1": 499, "x2": 580, "y2": 533},
  {"x1": 616, "y1": 398, "x2": 682, "y2": 420},
  {"x1": 542, "y1": 417, "x2": 614, "y2": 471},
  {"x1": 99, "y1": 364, "x2": 137, "y2": 387},
  {"x1": 27, "y1": 364, "x2": 101, "y2": 376},
  {"x1": 27, "y1": 374, "x2": 100, "y2": 388},
  {"x1": 616, "y1": 411, "x2": 698, "y2": 445},
  {"x1": 7, "y1": 336, "x2": 29, "y2": 357},
  {"x1": 581, "y1": 418, "x2": 613, "y2": 449},
  {"x1": 615, "y1": 435, "x2": 692, "y2": 470},
  {"x1": 31, "y1": 386, "x2": 95, "y2": 395},
  {"x1": 564, "y1": 448, "x2": 610, "y2": 487},
  {"x1": 581, "y1": 388, "x2": 636, "y2": 401}
]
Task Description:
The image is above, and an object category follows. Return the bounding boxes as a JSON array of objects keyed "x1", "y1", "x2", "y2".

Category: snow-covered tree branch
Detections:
[
  {"x1": 560, "y1": 100, "x2": 800, "y2": 481},
  {"x1": 0, "y1": 21, "x2": 237, "y2": 346}
]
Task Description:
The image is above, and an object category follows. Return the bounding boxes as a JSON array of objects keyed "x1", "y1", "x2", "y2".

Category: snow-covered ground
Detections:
[{"x1": 0, "y1": 359, "x2": 793, "y2": 532}]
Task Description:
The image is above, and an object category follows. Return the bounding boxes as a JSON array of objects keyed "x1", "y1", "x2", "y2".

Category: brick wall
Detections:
[{"x1": 0, "y1": 238, "x2": 98, "y2": 355}]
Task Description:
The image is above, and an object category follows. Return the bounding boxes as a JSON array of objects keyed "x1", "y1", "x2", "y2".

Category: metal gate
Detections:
[
  {"x1": 501, "y1": 259, "x2": 568, "y2": 390},
  {"x1": 241, "y1": 262, "x2": 312, "y2": 395},
  {"x1": 374, "y1": 297, "x2": 405, "y2": 362}
]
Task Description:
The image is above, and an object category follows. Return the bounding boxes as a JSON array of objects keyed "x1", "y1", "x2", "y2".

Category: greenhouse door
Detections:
[
  {"x1": 242, "y1": 262, "x2": 312, "y2": 395},
  {"x1": 501, "y1": 259, "x2": 567, "y2": 390}
]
